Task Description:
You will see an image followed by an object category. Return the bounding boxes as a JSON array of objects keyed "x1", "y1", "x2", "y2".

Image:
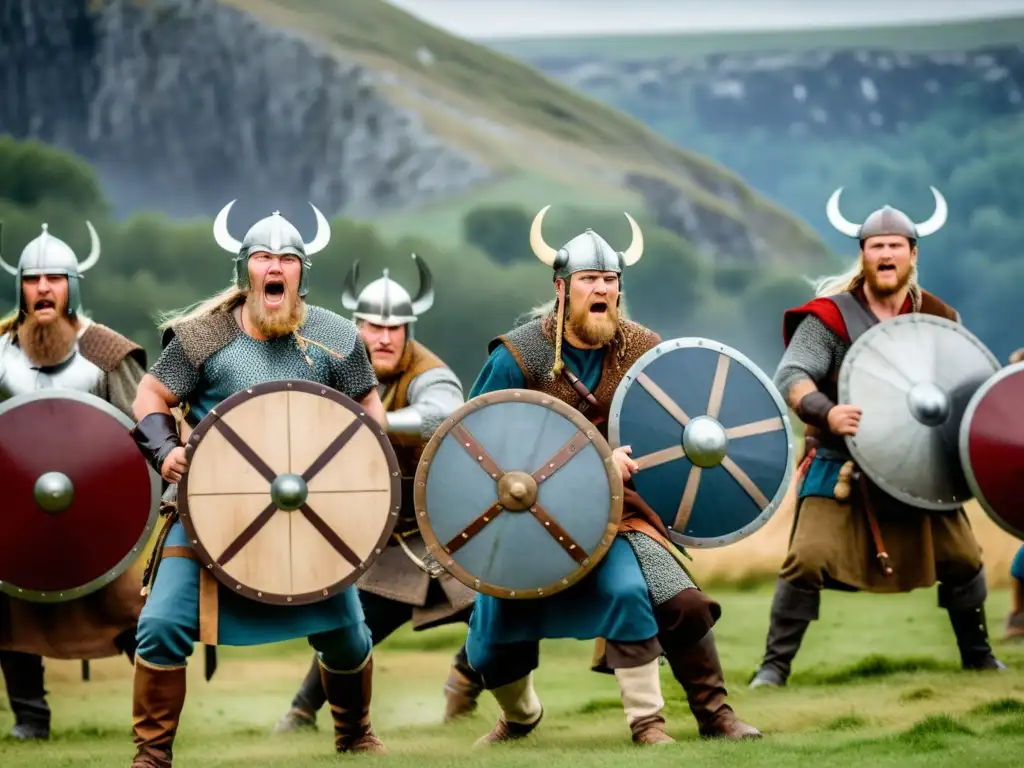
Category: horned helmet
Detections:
[
  {"x1": 212, "y1": 200, "x2": 331, "y2": 297},
  {"x1": 826, "y1": 186, "x2": 948, "y2": 243},
  {"x1": 0, "y1": 220, "x2": 101, "y2": 315},
  {"x1": 528, "y1": 205, "x2": 644, "y2": 376},
  {"x1": 340, "y1": 253, "x2": 434, "y2": 340}
]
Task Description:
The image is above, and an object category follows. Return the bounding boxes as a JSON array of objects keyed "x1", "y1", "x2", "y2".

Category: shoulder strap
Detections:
[{"x1": 831, "y1": 292, "x2": 879, "y2": 344}]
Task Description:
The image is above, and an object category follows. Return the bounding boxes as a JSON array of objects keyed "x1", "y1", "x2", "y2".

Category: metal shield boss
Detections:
[
  {"x1": 414, "y1": 389, "x2": 623, "y2": 599},
  {"x1": 178, "y1": 380, "x2": 401, "y2": 605},
  {"x1": 838, "y1": 314, "x2": 1000, "y2": 510},
  {"x1": 959, "y1": 362, "x2": 1024, "y2": 539},
  {"x1": 609, "y1": 338, "x2": 795, "y2": 548},
  {"x1": 0, "y1": 390, "x2": 161, "y2": 602}
]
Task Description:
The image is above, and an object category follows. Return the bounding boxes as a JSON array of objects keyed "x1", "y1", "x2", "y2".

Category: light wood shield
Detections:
[{"x1": 178, "y1": 379, "x2": 401, "y2": 605}]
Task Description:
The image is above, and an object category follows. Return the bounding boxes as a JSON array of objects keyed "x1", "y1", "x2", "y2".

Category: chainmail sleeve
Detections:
[
  {"x1": 773, "y1": 314, "x2": 839, "y2": 401},
  {"x1": 393, "y1": 366, "x2": 464, "y2": 441},
  {"x1": 149, "y1": 336, "x2": 201, "y2": 402},
  {"x1": 331, "y1": 336, "x2": 378, "y2": 403}
]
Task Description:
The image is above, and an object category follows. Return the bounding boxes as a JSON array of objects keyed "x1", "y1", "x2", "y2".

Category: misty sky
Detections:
[{"x1": 386, "y1": 0, "x2": 1024, "y2": 38}]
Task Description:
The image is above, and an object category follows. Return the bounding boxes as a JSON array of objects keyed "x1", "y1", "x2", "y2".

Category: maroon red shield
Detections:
[
  {"x1": 959, "y1": 362, "x2": 1024, "y2": 540},
  {"x1": 0, "y1": 390, "x2": 161, "y2": 602}
]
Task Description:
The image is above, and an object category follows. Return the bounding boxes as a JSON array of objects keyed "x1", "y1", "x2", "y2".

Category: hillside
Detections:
[
  {"x1": 0, "y1": 0, "x2": 828, "y2": 268},
  {"x1": 484, "y1": 17, "x2": 1024, "y2": 362}
]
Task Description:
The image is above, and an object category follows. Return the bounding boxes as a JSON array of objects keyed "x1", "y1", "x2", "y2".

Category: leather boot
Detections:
[
  {"x1": 1003, "y1": 579, "x2": 1024, "y2": 642},
  {"x1": 443, "y1": 659, "x2": 484, "y2": 722},
  {"x1": 938, "y1": 569, "x2": 1006, "y2": 671},
  {"x1": 664, "y1": 630, "x2": 761, "y2": 740},
  {"x1": 130, "y1": 658, "x2": 187, "y2": 768},
  {"x1": 0, "y1": 651, "x2": 51, "y2": 741},
  {"x1": 475, "y1": 673, "x2": 543, "y2": 745},
  {"x1": 749, "y1": 578, "x2": 818, "y2": 688},
  {"x1": 947, "y1": 606, "x2": 1006, "y2": 670},
  {"x1": 614, "y1": 659, "x2": 674, "y2": 745},
  {"x1": 319, "y1": 655, "x2": 386, "y2": 754}
]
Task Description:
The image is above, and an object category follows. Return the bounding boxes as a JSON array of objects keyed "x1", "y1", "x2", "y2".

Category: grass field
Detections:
[
  {"x1": 487, "y1": 15, "x2": 1024, "y2": 60},
  {"x1": 3, "y1": 580, "x2": 1023, "y2": 766}
]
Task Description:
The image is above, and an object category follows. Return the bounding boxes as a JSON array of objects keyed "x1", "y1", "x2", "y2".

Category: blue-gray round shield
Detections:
[
  {"x1": 609, "y1": 338, "x2": 794, "y2": 548},
  {"x1": 415, "y1": 389, "x2": 622, "y2": 599}
]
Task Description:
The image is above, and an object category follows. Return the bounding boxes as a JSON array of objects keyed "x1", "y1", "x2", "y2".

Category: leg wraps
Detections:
[
  {"x1": 752, "y1": 578, "x2": 820, "y2": 684},
  {"x1": 292, "y1": 653, "x2": 328, "y2": 714},
  {"x1": 614, "y1": 658, "x2": 664, "y2": 726},
  {"x1": 490, "y1": 673, "x2": 542, "y2": 726},
  {"x1": 0, "y1": 651, "x2": 50, "y2": 732}
]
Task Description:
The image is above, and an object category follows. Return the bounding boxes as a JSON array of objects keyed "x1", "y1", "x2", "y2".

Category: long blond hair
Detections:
[
  {"x1": 809, "y1": 253, "x2": 922, "y2": 308},
  {"x1": 0, "y1": 308, "x2": 18, "y2": 339},
  {"x1": 156, "y1": 284, "x2": 245, "y2": 333}
]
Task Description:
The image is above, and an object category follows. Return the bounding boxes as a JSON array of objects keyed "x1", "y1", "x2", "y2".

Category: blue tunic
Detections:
[
  {"x1": 142, "y1": 306, "x2": 380, "y2": 648},
  {"x1": 464, "y1": 343, "x2": 659, "y2": 645}
]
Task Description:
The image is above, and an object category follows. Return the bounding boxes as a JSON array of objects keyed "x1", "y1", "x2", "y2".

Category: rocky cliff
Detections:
[
  {"x1": 0, "y1": 0, "x2": 830, "y2": 268},
  {"x1": 507, "y1": 45, "x2": 1024, "y2": 140}
]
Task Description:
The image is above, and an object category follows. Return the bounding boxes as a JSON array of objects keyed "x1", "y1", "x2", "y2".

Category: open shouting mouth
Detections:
[
  {"x1": 33, "y1": 299, "x2": 56, "y2": 313},
  {"x1": 877, "y1": 264, "x2": 896, "y2": 274},
  {"x1": 589, "y1": 301, "x2": 608, "y2": 315},
  {"x1": 263, "y1": 280, "x2": 286, "y2": 307}
]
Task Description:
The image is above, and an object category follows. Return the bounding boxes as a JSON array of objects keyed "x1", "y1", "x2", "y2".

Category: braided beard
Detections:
[{"x1": 18, "y1": 315, "x2": 77, "y2": 367}]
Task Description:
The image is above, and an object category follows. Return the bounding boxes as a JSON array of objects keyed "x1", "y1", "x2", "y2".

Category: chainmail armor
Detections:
[
  {"x1": 151, "y1": 306, "x2": 377, "y2": 404},
  {"x1": 622, "y1": 531, "x2": 695, "y2": 604},
  {"x1": 500, "y1": 318, "x2": 558, "y2": 382},
  {"x1": 773, "y1": 314, "x2": 847, "y2": 400},
  {"x1": 403, "y1": 366, "x2": 463, "y2": 441}
]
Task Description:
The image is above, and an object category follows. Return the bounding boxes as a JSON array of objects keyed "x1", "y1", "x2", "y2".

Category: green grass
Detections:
[
  {"x1": 3, "y1": 586, "x2": 1024, "y2": 766},
  {"x1": 487, "y1": 15, "x2": 1024, "y2": 60}
]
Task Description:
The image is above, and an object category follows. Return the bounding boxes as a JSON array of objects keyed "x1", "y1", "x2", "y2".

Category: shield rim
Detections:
[
  {"x1": 0, "y1": 388, "x2": 162, "y2": 603},
  {"x1": 838, "y1": 314, "x2": 1000, "y2": 511},
  {"x1": 608, "y1": 336, "x2": 796, "y2": 549},
  {"x1": 414, "y1": 387, "x2": 624, "y2": 600},
  {"x1": 178, "y1": 378, "x2": 402, "y2": 606},
  {"x1": 958, "y1": 361, "x2": 1024, "y2": 540}
]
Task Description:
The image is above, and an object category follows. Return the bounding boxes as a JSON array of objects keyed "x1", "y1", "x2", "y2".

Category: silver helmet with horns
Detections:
[
  {"x1": 0, "y1": 220, "x2": 101, "y2": 315},
  {"x1": 341, "y1": 253, "x2": 434, "y2": 336},
  {"x1": 212, "y1": 200, "x2": 331, "y2": 297},
  {"x1": 826, "y1": 186, "x2": 948, "y2": 242},
  {"x1": 529, "y1": 204, "x2": 644, "y2": 281}
]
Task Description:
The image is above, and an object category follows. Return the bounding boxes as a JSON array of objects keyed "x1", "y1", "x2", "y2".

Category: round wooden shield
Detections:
[
  {"x1": 959, "y1": 362, "x2": 1024, "y2": 540},
  {"x1": 414, "y1": 388, "x2": 623, "y2": 600},
  {"x1": 178, "y1": 379, "x2": 401, "y2": 605}
]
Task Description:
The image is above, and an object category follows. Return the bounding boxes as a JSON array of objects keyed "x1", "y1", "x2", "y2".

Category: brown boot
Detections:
[
  {"x1": 474, "y1": 674, "x2": 543, "y2": 745},
  {"x1": 1004, "y1": 579, "x2": 1024, "y2": 642},
  {"x1": 631, "y1": 714, "x2": 675, "y2": 745},
  {"x1": 665, "y1": 631, "x2": 762, "y2": 740},
  {"x1": 443, "y1": 665, "x2": 483, "y2": 722},
  {"x1": 130, "y1": 658, "x2": 187, "y2": 768},
  {"x1": 319, "y1": 655, "x2": 386, "y2": 754}
]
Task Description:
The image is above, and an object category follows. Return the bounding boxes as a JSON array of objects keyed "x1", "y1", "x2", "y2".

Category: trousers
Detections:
[{"x1": 1012, "y1": 545, "x2": 1024, "y2": 582}]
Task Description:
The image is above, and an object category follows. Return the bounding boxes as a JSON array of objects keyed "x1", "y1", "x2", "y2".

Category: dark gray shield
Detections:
[
  {"x1": 608, "y1": 338, "x2": 795, "y2": 549},
  {"x1": 959, "y1": 362, "x2": 1024, "y2": 540},
  {"x1": 414, "y1": 389, "x2": 623, "y2": 599},
  {"x1": 839, "y1": 314, "x2": 1000, "y2": 510}
]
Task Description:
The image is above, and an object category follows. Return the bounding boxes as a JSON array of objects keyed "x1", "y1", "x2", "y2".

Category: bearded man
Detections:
[
  {"x1": 461, "y1": 207, "x2": 760, "y2": 747},
  {"x1": 0, "y1": 221, "x2": 148, "y2": 740},
  {"x1": 128, "y1": 202, "x2": 390, "y2": 767},
  {"x1": 749, "y1": 187, "x2": 1006, "y2": 688},
  {"x1": 273, "y1": 254, "x2": 483, "y2": 733}
]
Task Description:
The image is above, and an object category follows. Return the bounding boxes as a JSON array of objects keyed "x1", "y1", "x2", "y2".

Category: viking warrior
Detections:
[
  {"x1": 128, "y1": 201, "x2": 390, "y2": 766},
  {"x1": 0, "y1": 221, "x2": 148, "y2": 740},
  {"x1": 748, "y1": 187, "x2": 1006, "y2": 688},
  {"x1": 273, "y1": 254, "x2": 483, "y2": 733},
  {"x1": 1004, "y1": 347, "x2": 1024, "y2": 642},
  {"x1": 461, "y1": 206, "x2": 760, "y2": 746}
]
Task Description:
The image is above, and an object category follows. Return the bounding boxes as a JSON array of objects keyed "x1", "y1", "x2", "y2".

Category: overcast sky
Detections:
[{"x1": 386, "y1": 0, "x2": 1024, "y2": 39}]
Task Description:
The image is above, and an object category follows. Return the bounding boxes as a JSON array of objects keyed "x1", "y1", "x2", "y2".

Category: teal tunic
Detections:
[
  {"x1": 142, "y1": 307, "x2": 380, "y2": 648},
  {"x1": 798, "y1": 455, "x2": 846, "y2": 500},
  {"x1": 464, "y1": 343, "x2": 660, "y2": 645}
]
